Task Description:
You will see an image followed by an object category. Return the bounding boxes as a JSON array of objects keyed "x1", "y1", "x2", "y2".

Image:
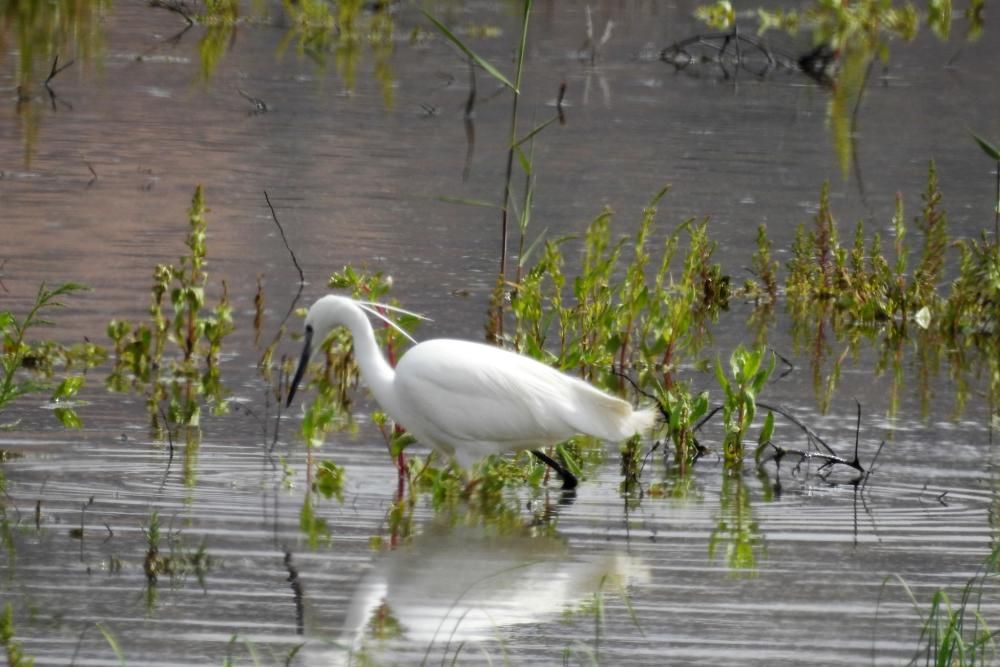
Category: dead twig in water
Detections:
[
  {"x1": 149, "y1": 0, "x2": 194, "y2": 25},
  {"x1": 237, "y1": 87, "x2": 268, "y2": 115},
  {"x1": 756, "y1": 400, "x2": 885, "y2": 484},
  {"x1": 42, "y1": 55, "x2": 75, "y2": 111},
  {"x1": 661, "y1": 29, "x2": 799, "y2": 79},
  {"x1": 45, "y1": 55, "x2": 75, "y2": 87},
  {"x1": 463, "y1": 58, "x2": 477, "y2": 181}
]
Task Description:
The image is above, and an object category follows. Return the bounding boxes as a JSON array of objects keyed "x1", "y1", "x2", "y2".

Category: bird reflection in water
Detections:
[{"x1": 301, "y1": 519, "x2": 648, "y2": 664}]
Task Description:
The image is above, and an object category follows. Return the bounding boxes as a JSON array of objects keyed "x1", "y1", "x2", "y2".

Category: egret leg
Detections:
[{"x1": 531, "y1": 450, "x2": 579, "y2": 490}]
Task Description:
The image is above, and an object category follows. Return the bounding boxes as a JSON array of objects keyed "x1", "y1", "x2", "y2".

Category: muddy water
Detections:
[{"x1": 2, "y1": 1, "x2": 1000, "y2": 665}]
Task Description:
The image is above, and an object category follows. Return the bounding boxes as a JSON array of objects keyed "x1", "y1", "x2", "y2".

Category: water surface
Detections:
[{"x1": 2, "y1": 1, "x2": 999, "y2": 664}]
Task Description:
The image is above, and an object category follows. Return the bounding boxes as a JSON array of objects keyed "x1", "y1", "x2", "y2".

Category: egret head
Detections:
[
  {"x1": 286, "y1": 295, "x2": 424, "y2": 408},
  {"x1": 286, "y1": 295, "x2": 354, "y2": 407}
]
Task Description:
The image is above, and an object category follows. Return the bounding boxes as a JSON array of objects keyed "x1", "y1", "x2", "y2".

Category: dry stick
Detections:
[
  {"x1": 44, "y1": 55, "x2": 75, "y2": 111},
  {"x1": 264, "y1": 191, "x2": 304, "y2": 284},
  {"x1": 770, "y1": 347, "x2": 795, "y2": 381},
  {"x1": 284, "y1": 551, "x2": 305, "y2": 635},
  {"x1": 852, "y1": 399, "x2": 863, "y2": 466},
  {"x1": 859, "y1": 439, "x2": 886, "y2": 492},
  {"x1": 662, "y1": 31, "x2": 787, "y2": 75},
  {"x1": 263, "y1": 191, "x2": 305, "y2": 350},
  {"x1": 156, "y1": 403, "x2": 176, "y2": 494},
  {"x1": 755, "y1": 401, "x2": 837, "y2": 455},
  {"x1": 79, "y1": 497, "x2": 93, "y2": 562},
  {"x1": 757, "y1": 402, "x2": 871, "y2": 477},
  {"x1": 494, "y1": 0, "x2": 532, "y2": 340},
  {"x1": 556, "y1": 81, "x2": 567, "y2": 125},
  {"x1": 462, "y1": 58, "x2": 477, "y2": 182},
  {"x1": 45, "y1": 55, "x2": 75, "y2": 87},
  {"x1": 150, "y1": 0, "x2": 194, "y2": 25},
  {"x1": 237, "y1": 87, "x2": 268, "y2": 114}
]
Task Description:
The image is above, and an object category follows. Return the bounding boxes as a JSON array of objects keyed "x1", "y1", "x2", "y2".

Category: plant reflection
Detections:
[
  {"x1": 775, "y1": 167, "x2": 1000, "y2": 420},
  {"x1": 1, "y1": 0, "x2": 109, "y2": 166},
  {"x1": 708, "y1": 470, "x2": 764, "y2": 573},
  {"x1": 279, "y1": 0, "x2": 396, "y2": 106}
]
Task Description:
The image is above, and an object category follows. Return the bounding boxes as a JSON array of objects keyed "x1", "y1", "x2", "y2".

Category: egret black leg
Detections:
[{"x1": 531, "y1": 450, "x2": 579, "y2": 490}]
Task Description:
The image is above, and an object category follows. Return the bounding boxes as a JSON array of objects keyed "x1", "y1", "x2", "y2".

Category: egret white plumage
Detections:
[{"x1": 287, "y1": 295, "x2": 658, "y2": 488}]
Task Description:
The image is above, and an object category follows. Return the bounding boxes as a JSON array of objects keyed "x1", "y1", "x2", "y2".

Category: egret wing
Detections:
[{"x1": 393, "y1": 340, "x2": 638, "y2": 460}]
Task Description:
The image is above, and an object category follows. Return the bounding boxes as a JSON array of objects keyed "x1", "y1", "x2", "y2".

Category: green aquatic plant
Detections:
[
  {"x1": 105, "y1": 186, "x2": 232, "y2": 496},
  {"x1": 745, "y1": 223, "x2": 779, "y2": 306},
  {"x1": 780, "y1": 159, "x2": 1000, "y2": 419},
  {"x1": 659, "y1": 382, "x2": 709, "y2": 475},
  {"x1": 880, "y1": 541, "x2": 1000, "y2": 665},
  {"x1": 512, "y1": 188, "x2": 727, "y2": 394},
  {"x1": 141, "y1": 511, "x2": 213, "y2": 610},
  {"x1": 1, "y1": 282, "x2": 99, "y2": 429},
  {"x1": 107, "y1": 185, "x2": 233, "y2": 428},
  {"x1": 0, "y1": 602, "x2": 33, "y2": 667},
  {"x1": 715, "y1": 344, "x2": 775, "y2": 465}
]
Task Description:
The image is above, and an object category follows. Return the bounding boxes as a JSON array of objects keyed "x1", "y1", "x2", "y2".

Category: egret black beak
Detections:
[{"x1": 286, "y1": 326, "x2": 313, "y2": 408}]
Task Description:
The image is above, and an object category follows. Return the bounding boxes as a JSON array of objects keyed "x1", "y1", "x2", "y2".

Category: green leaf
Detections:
[
  {"x1": 315, "y1": 460, "x2": 345, "y2": 502},
  {"x1": 691, "y1": 392, "x2": 710, "y2": 421},
  {"x1": 513, "y1": 115, "x2": 560, "y2": 149},
  {"x1": 96, "y1": 622, "x2": 126, "y2": 666},
  {"x1": 433, "y1": 195, "x2": 501, "y2": 209},
  {"x1": 299, "y1": 495, "x2": 330, "y2": 549},
  {"x1": 714, "y1": 358, "x2": 730, "y2": 395},
  {"x1": 0, "y1": 312, "x2": 13, "y2": 331},
  {"x1": 52, "y1": 376, "x2": 84, "y2": 401},
  {"x1": 49, "y1": 282, "x2": 89, "y2": 298},
  {"x1": 742, "y1": 394, "x2": 756, "y2": 426},
  {"x1": 420, "y1": 9, "x2": 516, "y2": 91},
  {"x1": 518, "y1": 229, "x2": 549, "y2": 268},
  {"x1": 756, "y1": 412, "x2": 775, "y2": 464},
  {"x1": 389, "y1": 432, "x2": 417, "y2": 458},
  {"x1": 55, "y1": 407, "x2": 82, "y2": 429},
  {"x1": 973, "y1": 133, "x2": 1000, "y2": 161},
  {"x1": 516, "y1": 146, "x2": 532, "y2": 176}
]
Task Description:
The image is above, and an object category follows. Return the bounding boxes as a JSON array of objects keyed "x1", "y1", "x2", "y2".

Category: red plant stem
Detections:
[{"x1": 374, "y1": 300, "x2": 409, "y2": 499}]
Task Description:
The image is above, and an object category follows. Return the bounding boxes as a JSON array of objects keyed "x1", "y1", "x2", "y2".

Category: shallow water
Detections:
[{"x1": 2, "y1": 1, "x2": 1000, "y2": 665}]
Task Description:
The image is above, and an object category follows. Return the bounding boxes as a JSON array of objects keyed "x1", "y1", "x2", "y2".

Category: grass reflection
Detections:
[
  {"x1": 779, "y1": 165, "x2": 1000, "y2": 419},
  {"x1": 1, "y1": 0, "x2": 109, "y2": 166},
  {"x1": 708, "y1": 470, "x2": 764, "y2": 573},
  {"x1": 279, "y1": 0, "x2": 396, "y2": 106}
]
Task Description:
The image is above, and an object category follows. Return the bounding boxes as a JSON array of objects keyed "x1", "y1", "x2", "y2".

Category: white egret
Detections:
[{"x1": 287, "y1": 295, "x2": 658, "y2": 488}]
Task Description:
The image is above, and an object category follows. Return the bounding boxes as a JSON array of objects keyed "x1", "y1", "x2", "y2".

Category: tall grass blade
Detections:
[
  {"x1": 513, "y1": 115, "x2": 559, "y2": 149},
  {"x1": 973, "y1": 133, "x2": 1000, "y2": 161},
  {"x1": 421, "y1": 10, "x2": 516, "y2": 91},
  {"x1": 96, "y1": 623, "x2": 126, "y2": 666}
]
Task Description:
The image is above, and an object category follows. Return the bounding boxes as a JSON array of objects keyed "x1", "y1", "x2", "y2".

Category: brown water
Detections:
[{"x1": 2, "y1": 1, "x2": 1000, "y2": 665}]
